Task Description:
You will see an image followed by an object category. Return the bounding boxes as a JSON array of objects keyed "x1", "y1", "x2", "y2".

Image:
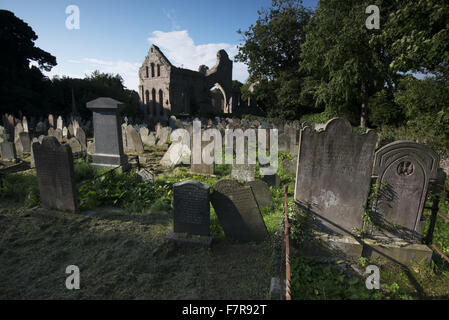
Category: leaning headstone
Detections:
[
  {"x1": 372, "y1": 141, "x2": 440, "y2": 242},
  {"x1": 136, "y1": 169, "x2": 154, "y2": 182},
  {"x1": 211, "y1": 179, "x2": 268, "y2": 242},
  {"x1": 75, "y1": 127, "x2": 87, "y2": 150},
  {"x1": 294, "y1": 118, "x2": 378, "y2": 236},
  {"x1": 87, "y1": 97, "x2": 129, "y2": 170},
  {"x1": 33, "y1": 136, "x2": 78, "y2": 213},
  {"x1": 173, "y1": 180, "x2": 210, "y2": 236},
  {"x1": 0, "y1": 141, "x2": 17, "y2": 162},
  {"x1": 248, "y1": 179, "x2": 273, "y2": 208},
  {"x1": 231, "y1": 162, "x2": 256, "y2": 182}
]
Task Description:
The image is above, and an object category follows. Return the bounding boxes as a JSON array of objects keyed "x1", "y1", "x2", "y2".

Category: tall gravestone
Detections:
[
  {"x1": 173, "y1": 181, "x2": 210, "y2": 236},
  {"x1": 211, "y1": 179, "x2": 268, "y2": 242},
  {"x1": 372, "y1": 141, "x2": 440, "y2": 242},
  {"x1": 0, "y1": 141, "x2": 17, "y2": 162},
  {"x1": 294, "y1": 118, "x2": 378, "y2": 236},
  {"x1": 87, "y1": 97, "x2": 128, "y2": 170},
  {"x1": 33, "y1": 136, "x2": 78, "y2": 213}
]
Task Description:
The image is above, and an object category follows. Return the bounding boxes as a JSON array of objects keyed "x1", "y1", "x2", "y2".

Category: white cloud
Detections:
[{"x1": 148, "y1": 30, "x2": 248, "y2": 83}]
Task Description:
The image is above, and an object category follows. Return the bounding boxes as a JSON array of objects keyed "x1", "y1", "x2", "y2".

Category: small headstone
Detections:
[
  {"x1": 136, "y1": 169, "x2": 154, "y2": 182},
  {"x1": 372, "y1": 141, "x2": 440, "y2": 242},
  {"x1": 248, "y1": 179, "x2": 273, "y2": 208},
  {"x1": 126, "y1": 125, "x2": 144, "y2": 153},
  {"x1": 33, "y1": 136, "x2": 78, "y2": 213},
  {"x1": 87, "y1": 141, "x2": 95, "y2": 155},
  {"x1": 68, "y1": 137, "x2": 83, "y2": 154},
  {"x1": 56, "y1": 116, "x2": 63, "y2": 130},
  {"x1": 282, "y1": 157, "x2": 297, "y2": 175},
  {"x1": 211, "y1": 179, "x2": 268, "y2": 242},
  {"x1": 157, "y1": 127, "x2": 170, "y2": 146},
  {"x1": 173, "y1": 180, "x2": 210, "y2": 236},
  {"x1": 62, "y1": 126, "x2": 68, "y2": 138},
  {"x1": 22, "y1": 117, "x2": 29, "y2": 133},
  {"x1": 0, "y1": 141, "x2": 17, "y2": 162},
  {"x1": 19, "y1": 132, "x2": 31, "y2": 153},
  {"x1": 68, "y1": 124, "x2": 75, "y2": 137},
  {"x1": 30, "y1": 137, "x2": 39, "y2": 168},
  {"x1": 191, "y1": 139, "x2": 214, "y2": 175}
]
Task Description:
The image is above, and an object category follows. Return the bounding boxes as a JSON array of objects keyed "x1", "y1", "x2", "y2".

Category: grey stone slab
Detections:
[
  {"x1": 173, "y1": 180, "x2": 210, "y2": 236},
  {"x1": 248, "y1": 179, "x2": 273, "y2": 208},
  {"x1": 75, "y1": 127, "x2": 87, "y2": 150},
  {"x1": 0, "y1": 141, "x2": 17, "y2": 161},
  {"x1": 294, "y1": 118, "x2": 378, "y2": 237},
  {"x1": 211, "y1": 179, "x2": 268, "y2": 242},
  {"x1": 19, "y1": 132, "x2": 31, "y2": 153},
  {"x1": 125, "y1": 125, "x2": 144, "y2": 153},
  {"x1": 372, "y1": 141, "x2": 440, "y2": 242},
  {"x1": 33, "y1": 136, "x2": 78, "y2": 213}
]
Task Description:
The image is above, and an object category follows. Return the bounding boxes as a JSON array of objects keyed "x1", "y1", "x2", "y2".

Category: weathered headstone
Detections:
[
  {"x1": 0, "y1": 141, "x2": 17, "y2": 162},
  {"x1": 22, "y1": 117, "x2": 29, "y2": 133},
  {"x1": 56, "y1": 116, "x2": 63, "y2": 130},
  {"x1": 140, "y1": 128, "x2": 156, "y2": 147},
  {"x1": 19, "y1": 132, "x2": 31, "y2": 153},
  {"x1": 75, "y1": 127, "x2": 87, "y2": 150},
  {"x1": 248, "y1": 179, "x2": 273, "y2": 208},
  {"x1": 68, "y1": 137, "x2": 83, "y2": 154},
  {"x1": 191, "y1": 139, "x2": 214, "y2": 175},
  {"x1": 157, "y1": 127, "x2": 170, "y2": 146},
  {"x1": 278, "y1": 133, "x2": 290, "y2": 153},
  {"x1": 173, "y1": 180, "x2": 210, "y2": 236},
  {"x1": 125, "y1": 125, "x2": 144, "y2": 153},
  {"x1": 33, "y1": 136, "x2": 78, "y2": 213},
  {"x1": 87, "y1": 97, "x2": 129, "y2": 170},
  {"x1": 372, "y1": 141, "x2": 440, "y2": 242},
  {"x1": 30, "y1": 137, "x2": 39, "y2": 168},
  {"x1": 294, "y1": 118, "x2": 377, "y2": 236},
  {"x1": 211, "y1": 179, "x2": 268, "y2": 242},
  {"x1": 48, "y1": 114, "x2": 54, "y2": 128},
  {"x1": 282, "y1": 157, "x2": 297, "y2": 175},
  {"x1": 136, "y1": 169, "x2": 154, "y2": 182}
]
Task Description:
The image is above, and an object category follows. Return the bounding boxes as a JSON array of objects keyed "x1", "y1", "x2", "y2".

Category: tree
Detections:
[
  {"x1": 381, "y1": 0, "x2": 449, "y2": 81},
  {"x1": 300, "y1": 0, "x2": 396, "y2": 127},
  {"x1": 0, "y1": 10, "x2": 57, "y2": 114},
  {"x1": 235, "y1": 0, "x2": 312, "y2": 119}
]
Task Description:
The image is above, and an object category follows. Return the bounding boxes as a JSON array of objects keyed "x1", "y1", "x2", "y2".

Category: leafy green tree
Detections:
[
  {"x1": 235, "y1": 0, "x2": 312, "y2": 119},
  {"x1": 0, "y1": 10, "x2": 57, "y2": 114},
  {"x1": 300, "y1": 0, "x2": 396, "y2": 127},
  {"x1": 381, "y1": 0, "x2": 449, "y2": 80}
]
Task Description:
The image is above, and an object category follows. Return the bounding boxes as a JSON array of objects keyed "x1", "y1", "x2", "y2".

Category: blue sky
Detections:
[{"x1": 1, "y1": 0, "x2": 318, "y2": 91}]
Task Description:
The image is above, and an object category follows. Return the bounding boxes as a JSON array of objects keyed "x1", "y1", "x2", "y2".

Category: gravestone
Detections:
[
  {"x1": 56, "y1": 116, "x2": 63, "y2": 130},
  {"x1": 22, "y1": 117, "x2": 29, "y2": 133},
  {"x1": 0, "y1": 141, "x2": 17, "y2": 162},
  {"x1": 173, "y1": 180, "x2": 210, "y2": 236},
  {"x1": 125, "y1": 125, "x2": 144, "y2": 153},
  {"x1": 136, "y1": 169, "x2": 154, "y2": 182},
  {"x1": 262, "y1": 174, "x2": 280, "y2": 187},
  {"x1": 68, "y1": 124, "x2": 75, "y2": 137},
  {"x1": 30, "y1": 137, "x2": 40, "y2": 168},
  {"x1": 36, "y1": 121, "x2": 47, "y2": 134},
  {"x1": 121, "y1": 123, "x2": 129, "y2": 152},
  {"x1": 48, "y1": 114, "x2": 54, "y2": 128},
  {"x1": 68, "y1": 137, "x2": 83, "y2": 154},
  {"x1": 19, "y1": 132, "x2": 31, "y2": 153},
  {"x1": 140, "y1": 128, "x2": 156, "y2": 147},
  {"x1": 294, "y1": 118, "x2": 378, "y2": 236},
  {"x1": 278, "y1": 133, "x2": 290, "y2": 153},
  {"x1": 248, "y1": 179, "x2": 273, "y2": 208},
  {"x1": 372, "y1": 141, "x2": 440, "y2": 242},
  {"x1": 288, "y1": 127, "x2": 298, "y2": 156},
  {"x1": 282, "y1": 157, "x2": 297, "y2": 175},
  {"x1": 211, "y1": 179, "x2": 268, "y2": 242},
  {"x1": 75, "y1": 127, "x2": 87, "y2": 150},
  {"x1": 87, "y1": 97, "x2": 129, "y2": 170},
  {"x1": 191, "y1": 139, "x2": 214, "y2": 175},
  {"x1": 62, "y1": 126, "x2": 68, "y2": 138},
  {"x1": 87, "y1": 141, "x2": 95, "y2": 155},
  {"x1": 33, "y1": 136, "x2": 78, "y2": 213},
  {"x1": 156, "y1": 127, "x2": 170, "y2": 146}
]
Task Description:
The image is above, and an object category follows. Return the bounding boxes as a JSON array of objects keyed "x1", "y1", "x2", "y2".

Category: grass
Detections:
[{"x1": 1, "y1": 150, "x2": 449, "y2": 299}]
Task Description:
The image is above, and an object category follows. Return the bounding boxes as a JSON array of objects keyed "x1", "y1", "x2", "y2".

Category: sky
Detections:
[{"x1": 1, "y1": 0, "x2": 318, "y2": 91}]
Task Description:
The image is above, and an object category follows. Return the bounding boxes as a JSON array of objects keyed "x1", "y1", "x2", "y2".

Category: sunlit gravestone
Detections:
[
  {"x1": 87, "y1": 97, "x2": 129, "y2": 170},
  {"x1": 33, "y1": 136, "x2": 78, "y2": 213}
]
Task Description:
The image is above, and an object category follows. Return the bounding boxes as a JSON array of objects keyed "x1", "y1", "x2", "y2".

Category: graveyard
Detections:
[{"x1": 1, "y1": 1, "x2": 449, "y2": 302}]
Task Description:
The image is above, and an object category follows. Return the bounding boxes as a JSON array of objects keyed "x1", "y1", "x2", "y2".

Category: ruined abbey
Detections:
[{"x1": 138, "y1": 45, "x2": 234, "y2": 120}]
